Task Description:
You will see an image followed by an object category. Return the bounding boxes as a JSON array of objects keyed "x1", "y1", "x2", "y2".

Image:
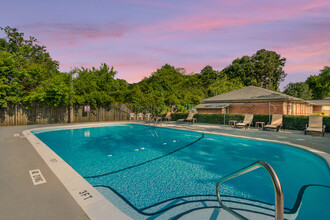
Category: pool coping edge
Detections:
[{"x1": 23, "y1": 122, "x2": 132, "y2": 220}]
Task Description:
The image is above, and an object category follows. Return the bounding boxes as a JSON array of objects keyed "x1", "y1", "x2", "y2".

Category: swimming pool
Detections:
[{"x1": 32, "y1": 124, "x2": 330, "y2": 219}]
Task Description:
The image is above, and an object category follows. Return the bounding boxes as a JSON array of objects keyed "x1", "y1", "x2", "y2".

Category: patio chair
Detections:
[
  {"x1": 144, "y1": 113, "x2": 153, "y2": 121},
  {"x1": 264, "y1": 114, "x2": 283, "y2": 132},
  {"x1": 176, "y1": 112, "x2": 197, "y2": 124},
  {"x1": 235, "y1": 114, "x2": 254, "y2": 129},
  {"x1": 137, "y1": 113, "x2": 144, "y2": 121},
  {"x1": 305, "y1": 116, "x2": 325, "y2": 136},
  {"x1": 130, "y1": 113, "x2": 136, "y2": 121},
  {"x1": 163, "y1": 112, "x2": 172, "y2": 121}
]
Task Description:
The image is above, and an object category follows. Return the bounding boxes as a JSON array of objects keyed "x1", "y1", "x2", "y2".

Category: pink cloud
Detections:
[
  {"x1": 301, "y1": 0, "x2": 330, "y2": 11},
  {"x1": 136, "y1": 0, "x2": 329, "y2": 36},
  {"x1": 139, "y1": 16, "x2": 266, "y2": 34},
  {"x1": 284, "y1": 62, "x2": 327, "y2": 73},
  {"x1": 165, "y1": 17, "x2": 266, "y2": 32},
  {"x1": 274, "y1": 43, "x2": 330, "y2": 59},
  {"x1": 220, "y1": 0, "x2": 330, "y2": 15},
  {"x1": 272, "y1": 40, "x2": 330, "y2": 76},
  {"x1": 21, "y1": 22, "x2": 130, "y2": 48}
]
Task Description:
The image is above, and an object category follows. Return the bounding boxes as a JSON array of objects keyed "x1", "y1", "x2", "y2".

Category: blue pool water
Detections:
[{"x1": 33, "y1": 124, "x2": 330, "y2": 219}]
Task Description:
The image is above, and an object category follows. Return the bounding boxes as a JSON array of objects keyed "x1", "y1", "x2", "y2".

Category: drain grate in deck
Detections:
[{"x1": 29, "y1": 169, "x2": 47, "y2": 185}]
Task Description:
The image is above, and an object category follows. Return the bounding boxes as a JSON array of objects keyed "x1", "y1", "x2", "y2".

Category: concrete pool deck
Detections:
[{"x1": 0, "y1": 122, "x2": 329, "y2": 220}]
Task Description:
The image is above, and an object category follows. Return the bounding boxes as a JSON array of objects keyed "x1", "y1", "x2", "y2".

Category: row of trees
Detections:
[{"x1": 1, "y1": 26, "x2": 328, "y2": 112}]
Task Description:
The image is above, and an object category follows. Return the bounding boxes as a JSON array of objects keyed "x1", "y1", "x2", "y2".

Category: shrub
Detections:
[
  {"x1": 312, "y1": 112, "x2": 328, "y2": 116},
  {"x1": 170, "y1": 113, "x2": 189, "y2": 121},
  {"x1": 283, "y1": 115, "x2": 308, "y2": 131},
  {"x1": 322, "y1": 116, "x2": 330, "y2": 132}
]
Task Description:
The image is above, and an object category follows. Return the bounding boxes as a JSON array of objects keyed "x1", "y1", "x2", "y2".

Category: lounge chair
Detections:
[
  {"x1": 264, "y1": 114, "x2": 283, "y2": 132},
  {"x1": 235, "y1": 114, "x2": 253, "y2": 129},
  {"x1": 305, "y1": 116, "x2": 325, "y2": 136},
  {"x1": 137, "y1": 113, "x2": 144, "y2": 121},
  {"x1": 130, "y1": 113, "x2": 136, "y2": 121},
  {"x1": 163, "y1": 112, "x2": 172, "y2": 121},
  {"x1": 144, "y1": 113, "x2": 153, "y2": 121},
  {"x1": 176, "y1": 112, "x2": 197, "y2": 124}
]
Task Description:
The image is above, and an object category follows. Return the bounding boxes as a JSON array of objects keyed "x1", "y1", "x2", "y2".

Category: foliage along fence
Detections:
[
  {"x1": 2, "y1": 105, "x2": 329, "y2": 132},
  {"x1": 169, "y1": 113, "x2": 330, "y2": 132},
  {"x1": 0, "y1": 104, "x2": 131, "y2": 126}
]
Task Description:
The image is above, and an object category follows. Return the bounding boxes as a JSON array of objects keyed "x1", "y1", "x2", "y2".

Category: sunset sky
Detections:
[{"x1": 1, "y1": 0, "x2": 329, "y2": 89}]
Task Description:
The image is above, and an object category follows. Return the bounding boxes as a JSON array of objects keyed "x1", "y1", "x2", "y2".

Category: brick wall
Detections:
[
  {"x1": 197, "y1": 101, "x2": 314, "y2": 115},
  {"x1": 227, "y1": 101, "x2": 284, "y2": 114},
  {"x1": 313, "y1": 106, "x2": 322, "y2": 112}
]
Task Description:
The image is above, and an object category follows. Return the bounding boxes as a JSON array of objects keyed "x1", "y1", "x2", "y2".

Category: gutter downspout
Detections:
[
  {"x1": 224, "y1": 107, "x2": 226, "y2": 125},
  {"x1": 269, "y1": 101, "x2": 271, "y2": 122}
]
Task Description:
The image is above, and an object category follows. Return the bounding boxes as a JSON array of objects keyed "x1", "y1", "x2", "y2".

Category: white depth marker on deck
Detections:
[
  {"x1": 29, "y1": 169, "x2": 47, "y2": 185},
  {"x1": 14, "y1": 133, "x2": 20, "y2": 137}
]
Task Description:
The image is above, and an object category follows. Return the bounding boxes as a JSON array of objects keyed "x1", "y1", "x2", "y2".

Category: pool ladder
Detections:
[
  {"x1": 145, "y1": 117, "x2": 162, "y2": 128},
  {"x1": 153, "y1": 117, "x2": 162, "y2": 127},
  {"x1": 216, "y1": 161, "x2": 284, "y2": 220}
]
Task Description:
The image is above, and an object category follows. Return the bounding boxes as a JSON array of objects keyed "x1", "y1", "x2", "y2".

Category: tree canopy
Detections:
[
  {"x1": 283, "y1": 82, "x2": 312, "y2": 99},
  {"x1": 3, "y1": 26, "x2": 329, "y2": 113},
  {"x1": 0, "y1": 26, "x2": 62, "y2": 107},
  {"x1": 306, "y1": 66, "x2": 330, "y2": 99},
  {"x1": 283, "y1": 66, "x2": 330, "y2": 100},
  {"x1": 222, "y1": 49, "x2": 286, "y2": 91}
]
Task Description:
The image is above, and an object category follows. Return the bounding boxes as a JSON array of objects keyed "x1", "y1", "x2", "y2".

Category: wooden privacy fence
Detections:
[{"x1": 0, "y1": 104, "x2": 131, "y2": 126}]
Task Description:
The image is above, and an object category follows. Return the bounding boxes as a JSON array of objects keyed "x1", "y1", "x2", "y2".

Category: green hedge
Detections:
[
  {"x1": 321, "y1": 116, "x2": 330, "y2": 132},
  {"x1": 169, "y1": 113, "x2": 330, "y2": 132},
  {"x1": 283, "y1": 115, "x2": 308, "y2": 131}
]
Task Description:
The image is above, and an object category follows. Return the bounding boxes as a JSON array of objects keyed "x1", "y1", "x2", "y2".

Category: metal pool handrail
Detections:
[
  {"x1": 216, "y1": 161, "x2": 284, "y2": 220},
  {"x1": 153, "y1": 116, "x2": 162, "y2": 127}
]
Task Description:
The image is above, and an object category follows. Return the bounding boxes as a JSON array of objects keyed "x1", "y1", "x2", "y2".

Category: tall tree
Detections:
[
  {"x1": 252, "y1": 49, "x2": 286, "y2": 91},
  {"x1": 306, "y1": 66, "x2": 330, "y2": 99},
  {"x1": 0, "y1": 51, "x2": 23, "y2": 107},
  {"x1": 0, "y1": 26, "x2": 59, "y2": 70},
  {"x1": 283, "y1": 82, "x2": 312, "y2": 99},
  {"x1": 199, "y1": 65, "x2": 219, "y2": 87},
  {"x1": 0, "y1": 26, "x2": 63, "y2": 107},
  {"x1": 73, "y1": 63, "x2": 128, "y2": 107},
  {"x1": 221, "y1": 49, "x2": 286, "y2": 91},
  {"x1": 221, "y1": 56, "x2": 256, "y2": 87},
  {"x1": 207, "y1": 73, "x2": 243, "y2": 97}
]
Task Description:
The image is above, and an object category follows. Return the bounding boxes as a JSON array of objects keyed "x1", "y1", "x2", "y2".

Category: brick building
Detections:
[
  {"x1": 195, "y1": 86, "x2": 314, "y2": 115},
  {"x1": 306, "y1": 97, "x2": 330, "y2": 115}
]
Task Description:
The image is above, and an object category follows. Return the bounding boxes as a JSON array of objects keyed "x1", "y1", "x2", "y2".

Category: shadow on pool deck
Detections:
[{"x1": 0, "y1": 122, "x2": 329, "y2": 220}]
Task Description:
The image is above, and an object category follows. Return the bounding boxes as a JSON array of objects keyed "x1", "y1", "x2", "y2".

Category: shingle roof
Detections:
[
  {"x1": 202, "y1": 86, "x2": 304, "y2": 102},
  {"x1": 195, "y1": 103, "x2": 230, "y2": 109},
  {"x1": 306, "y1": 99, "x2": 330, "y2": 105}
]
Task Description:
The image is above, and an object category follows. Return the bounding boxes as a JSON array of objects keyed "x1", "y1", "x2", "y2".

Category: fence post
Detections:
[{"x1": 15, "y1": 104, "x2": 18, "y2": 126}]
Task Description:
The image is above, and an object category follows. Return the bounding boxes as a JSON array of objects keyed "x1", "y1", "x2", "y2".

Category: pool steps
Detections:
[{"x1": 96, "y1": 185, "x2": 286, "y2": 219}]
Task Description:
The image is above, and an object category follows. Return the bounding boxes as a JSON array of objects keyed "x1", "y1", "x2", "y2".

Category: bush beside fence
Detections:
[{"x1": 169, "y1": 113, "x2": 330, "y2": 132}]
